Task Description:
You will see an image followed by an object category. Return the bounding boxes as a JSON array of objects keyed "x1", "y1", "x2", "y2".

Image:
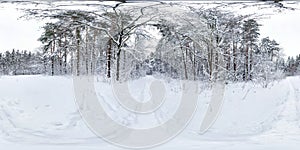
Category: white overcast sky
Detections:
[
  {"x1": 0, "y1": 7, "x2": 42, "y2": 52},
  {"x1": 259, "y1": 9, "x2": 300, "y2": 58},
  {"x1": 0, "y1": 2, "x2": 299, "y2": 58}
]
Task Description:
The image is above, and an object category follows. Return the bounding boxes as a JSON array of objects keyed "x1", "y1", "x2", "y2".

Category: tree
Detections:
[{"x1": 241, "y1": 19, "x2": 260, "y2": 80}]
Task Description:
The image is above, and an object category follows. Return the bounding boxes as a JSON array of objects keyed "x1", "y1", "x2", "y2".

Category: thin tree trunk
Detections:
[
  {"x1": 188, "y1": 42, "x2": 196, "y2": 80},
  {"x1": 249, "y1": 47, "x2": 253, "y2": 80},
  {"x1": 215, "y1": 49, "x2": 219, "y2": 79},
  {"x1": 106, "y1": 38, "x2": 112, "y2": 78},
  {"x1": 58, "y1": 37, "x2": 62, "y2": 75},
  {"x1": 226, "y1": 48, "x2": 230, "y2": 71},
  {"x1": 233, "y1": 41, "x2": 237, "y2": 76},
  {"x1": 64, "y1": 35, "x2": 67, "y2": 74},
  {"x1": 116, "y1": 49, "x2": 121, "y2": 81},
  {"x1": 193, "y1": 47, "x2": 196, "y2": 80},
  {"x1": 116, "y1": 30, "x2": 124, "y2": 81},
  {"x1": 207, "y1": 45, "x2": 213, "y2": 80},
  {"x1": 76, "y1": 27, "x2": 81, "y2": 76},
  {"x1": 123, "y1": 50, "x2": 126, "y2": 71},
  {"x1": 245, "y1": 45, "x2": 249, "y2": 81},
  {"x1": 71, "y1": 50, "x2": 73, "y2": 74},
  {"x1": 51, "y1": 41, "x2": 55, "y2": 76},
  {"x1": 180, "y1": 42, "x2": 188, "y2": 80},
  {"x1": 85, "y1": 27, "x2": 89, "y2": 75},
  {"x1": 91, "y1": 30, "x2": 96, "y2": 75}
]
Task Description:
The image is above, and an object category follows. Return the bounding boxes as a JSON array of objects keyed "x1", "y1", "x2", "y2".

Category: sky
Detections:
[
  {"x1": 0, "y1": 7, "x2": 43, "y2": 52},
  {"x1": 260, "y1": 9, "x2": 300, "y2": 58},
  {"x1": 0, "y1": 2, "x2": 299, "y2": 58}
]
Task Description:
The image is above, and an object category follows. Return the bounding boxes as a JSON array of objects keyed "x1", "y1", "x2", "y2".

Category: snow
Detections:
[{"x1": 1, "y1": 75, "x2": 300, "y2": 149}]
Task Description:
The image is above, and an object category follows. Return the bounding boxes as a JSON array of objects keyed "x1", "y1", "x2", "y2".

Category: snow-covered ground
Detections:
[{"x1": 1, "y1": 75, "x2": 300, "y2": 149}]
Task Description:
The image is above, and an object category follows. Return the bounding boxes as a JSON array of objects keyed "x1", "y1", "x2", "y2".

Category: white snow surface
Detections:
[{"x1": 1, "y1": 75, "x2": 300, "y2": 149}]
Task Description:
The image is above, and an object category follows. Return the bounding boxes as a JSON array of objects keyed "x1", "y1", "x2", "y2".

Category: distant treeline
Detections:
[
  {"x1": 0, "y1": 48, "x2": 299, "y2": 78},
  {"x1": 285, "y1": 54, "x2": 300, "y2": 76},
  {"x1": 0, "y1": 49, "x2": 75, "y2": 76},
  {"x1": 0, "y1": 49, "x2": 43, "y2": 75}
]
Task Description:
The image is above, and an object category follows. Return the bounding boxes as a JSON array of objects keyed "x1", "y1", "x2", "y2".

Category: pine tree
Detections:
[{"x1": 242, "y1": 19, "x2": 260, "y2": 80}]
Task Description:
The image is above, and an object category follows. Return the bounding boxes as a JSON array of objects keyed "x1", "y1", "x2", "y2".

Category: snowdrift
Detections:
[{"x1": 0, "y1": 75, "x2": 300, "y2": 149}]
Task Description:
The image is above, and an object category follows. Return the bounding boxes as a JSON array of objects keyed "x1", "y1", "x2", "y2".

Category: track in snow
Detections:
[{"x1": 259, "y1": 77, "x2": 300, "y2": 139}]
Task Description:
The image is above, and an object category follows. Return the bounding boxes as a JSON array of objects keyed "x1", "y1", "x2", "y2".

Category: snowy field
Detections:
[{"x1": 1, "y1": 75, "x2": 300, "y2": 149}]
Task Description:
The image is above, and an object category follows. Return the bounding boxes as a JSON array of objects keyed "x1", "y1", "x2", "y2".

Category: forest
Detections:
[{"x1": 0, "y1": 2, "x2": 298, "y2": 83}]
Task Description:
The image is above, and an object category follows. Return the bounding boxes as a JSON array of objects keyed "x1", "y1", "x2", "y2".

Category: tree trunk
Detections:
[
  {"x1": 123, "y1": 50, "x2": 126, "y2": 71},
  {"x1": 188, "y1": 42, "x2": 196, "y2": 80},
  {"x1": 51, "y1": 41, "x2": 55, "y2": 76},
  {"x1": 85, "y1": 27, "x2": 89, "y2": 75},
  {"x1": 215, "y1": 49, "x2": 219, "y2": 79},
  {"x1": 58, "y1": 37, "x2": 62, "y2": 75},
  {"x1": 116, "y1": 49, "x2": 121, "y2": 81},
  {"x1": 249, "y1": 47, "x2": 253, "y2": 80},
  {"x1": 208, "y1": 45, "x2": 213, "y2": 80},
  {"x1": 64, "y1": 35, "x2": 68, "y2": 74},
  {"x1": 91, "y1": 30, "x2": 96, "y2": 75},
  {"x1": 71, "y1": 50, "x2": 73, "y2": 74},
  {"x1": 244, "y1": 45, "x2": 249, "y2": 81},
  {"x1": 116, "y1": 30, "x2": 124, "y2": 81},
  {"x1": 193, "y1": 46, "x2": 196, "y2": 80},
  {"x1": 233, "y1": 41, "x2": 237, "y2": 76},
  {"x1": 76, "y1": 27, "x2": 81, "y2": 76},
  {"x1": 180, "y1": 42, "x2": 188, "y2": 80},
  {"x1": 106, "y1": 38, "x2": 112, "y2": 78}
]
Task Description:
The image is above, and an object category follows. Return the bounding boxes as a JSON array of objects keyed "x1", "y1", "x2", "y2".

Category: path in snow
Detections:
[
  {"x1": 271, "y1": 77, "x2": 300, "y2": 133},
  {"x1": 255, "y1": 77, "x2": 300, "y2": 142}
]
